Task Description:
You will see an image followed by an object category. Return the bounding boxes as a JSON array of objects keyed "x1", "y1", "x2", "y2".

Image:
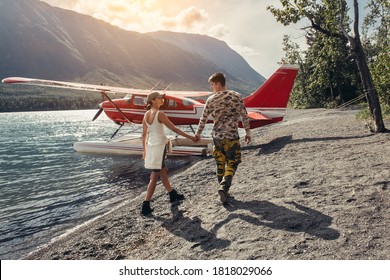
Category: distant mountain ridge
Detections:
[
  {"x1": 0, "y1": 0, "x2": 265, "y2": 93},
  {"x1": 147, "y1": 31, "x2": 263, "y2": 84}
]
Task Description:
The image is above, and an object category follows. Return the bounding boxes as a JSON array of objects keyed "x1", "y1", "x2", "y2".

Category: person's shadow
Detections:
[
  {"x1": 215, "y1": 199, "x2": 340, "y2": 240},
  {"x1": 242, "y1": 134, "x2": 375, "y2": 155},
  {"x1": 153, "y1": 203, "x2": 231, "y2": 251}
]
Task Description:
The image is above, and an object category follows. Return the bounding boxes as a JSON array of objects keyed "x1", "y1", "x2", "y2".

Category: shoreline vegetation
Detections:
[
  {"x1": 24, "y1": 108, "x2": 389, "y2": 260},
  {"x1": 0, "y1": 86, "x2": 113, "y2": 112}
]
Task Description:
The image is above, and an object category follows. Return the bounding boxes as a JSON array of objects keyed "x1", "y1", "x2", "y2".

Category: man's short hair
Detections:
[{"x1": 208, "y1": 72, "x2": 226, "y2": 87}]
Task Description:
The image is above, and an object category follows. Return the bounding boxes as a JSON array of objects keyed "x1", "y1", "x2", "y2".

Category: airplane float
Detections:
[{"x1": 2, "y1": 64, "x2": 299, "y2": 156}]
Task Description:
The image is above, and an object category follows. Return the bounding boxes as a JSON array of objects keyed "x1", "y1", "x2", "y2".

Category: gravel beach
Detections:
[{"x1": 24, "y1": 108, "x2": 390, "y2": 260}]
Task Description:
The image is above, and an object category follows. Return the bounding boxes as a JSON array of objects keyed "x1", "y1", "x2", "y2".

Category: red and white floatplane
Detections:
[{"x1": 2, "y1": 64, "x2": 299, "y2": 156}]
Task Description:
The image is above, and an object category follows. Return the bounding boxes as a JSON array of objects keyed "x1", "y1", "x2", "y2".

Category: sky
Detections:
[{"x1": 41, "y1": 0, "x2": 369, "y2": 79}]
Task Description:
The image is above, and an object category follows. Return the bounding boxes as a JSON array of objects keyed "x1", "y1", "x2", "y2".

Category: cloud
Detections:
[
  {"x1": 179, "y1": 7, "x2": 208, "y2": 28},
  {"x1": 106, "y1": 2, "x2": 131, "y2": 14},
  {"x1": 159, "y1": 6, "x2": 208, "y2": 34},
  {"x1": 208, "y1": 24, "x2": 229, "y2": 38},
  {"x1": 232, "y1": 45, "x2": 258, "y2": 58}
]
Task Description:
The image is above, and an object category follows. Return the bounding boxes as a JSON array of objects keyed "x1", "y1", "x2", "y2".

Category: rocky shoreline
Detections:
[{"x1": 25, "y1": 109, "x2": 390, "y2": 260}]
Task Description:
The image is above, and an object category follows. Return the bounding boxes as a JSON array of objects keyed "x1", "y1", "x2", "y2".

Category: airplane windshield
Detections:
[{"x1": 182, "y1": 97, "x2": 197, "y2": 106}]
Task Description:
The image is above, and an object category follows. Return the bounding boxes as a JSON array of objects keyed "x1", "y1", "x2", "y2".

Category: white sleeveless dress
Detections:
[{"x1": 144, "y1": 111, "x2": 169, "y2": 169}]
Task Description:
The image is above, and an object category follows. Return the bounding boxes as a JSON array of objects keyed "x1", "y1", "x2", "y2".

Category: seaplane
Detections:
[{"x1": 2, "y1": 64, "x2": 299, "y2": 156}]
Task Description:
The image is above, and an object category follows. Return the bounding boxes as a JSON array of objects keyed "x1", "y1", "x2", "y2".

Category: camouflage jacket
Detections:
[{"x1": 196, "y1": 90, "x2": 250, "y2": 139}]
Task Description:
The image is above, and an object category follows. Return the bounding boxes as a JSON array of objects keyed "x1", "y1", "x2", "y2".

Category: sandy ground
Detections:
[{"x1": 25, "y1": 108, "x2": 390, "y2": 260}]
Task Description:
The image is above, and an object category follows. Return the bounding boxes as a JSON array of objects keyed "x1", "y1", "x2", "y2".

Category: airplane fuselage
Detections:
[
  {"x1": 102, "y1": 94, "x2": 206, "y2": 125},
  {"x1": 102, "y1": 64, "x2": 300, "y2": 129}
]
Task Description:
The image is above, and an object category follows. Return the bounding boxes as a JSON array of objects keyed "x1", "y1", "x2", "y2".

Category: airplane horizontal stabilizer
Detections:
[{"x1": 247, "y1": 111, "x2": 270, "y2": 120}]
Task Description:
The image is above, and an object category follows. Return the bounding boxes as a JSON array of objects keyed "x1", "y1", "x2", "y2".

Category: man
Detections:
[{"x1": 195, "y1": 72, "x2": 251, "y2": 204}]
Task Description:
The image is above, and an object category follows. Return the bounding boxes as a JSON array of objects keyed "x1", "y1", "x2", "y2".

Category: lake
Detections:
[{"x1": 0, "y1": 110, "x2": 195, "y2": 259}]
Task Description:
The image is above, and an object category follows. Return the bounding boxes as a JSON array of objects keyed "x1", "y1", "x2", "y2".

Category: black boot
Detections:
[
  {"x1": 169, "y1": 189, "x2": 185, "y2": 203},
  {"x1": 141, "y1": 201, "x2": 153, "y2": 216}
]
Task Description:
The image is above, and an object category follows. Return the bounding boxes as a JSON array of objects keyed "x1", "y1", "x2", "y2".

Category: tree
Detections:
[
  {"x1": 339, "y1": 0, "x2": 385, "y2": 132},
  {"x1": 268, "y1": 0, "x2": 386, "y2": 132},
  {"x1": 281, "y1": 35, "x2": 310, "y2": 108},
  {"x1": 362, "y1": 0, "x2": 390, "y2": 106},
  {"x1": 277, "y1": 1, "x2": 360, "y2": 109}
]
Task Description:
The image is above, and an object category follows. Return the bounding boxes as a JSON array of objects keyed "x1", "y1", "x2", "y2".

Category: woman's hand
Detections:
[{"x1": 190, "y1": 136, "x2": 198, "y2": 143}]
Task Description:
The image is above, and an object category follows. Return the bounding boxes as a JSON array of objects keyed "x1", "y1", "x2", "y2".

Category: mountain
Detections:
[
  {"x1": 147, "y1": 31, "x2": 264, "y2": 85},
  {"x1": 0, "y1": 0, "x2": 265, "y2": 94}
]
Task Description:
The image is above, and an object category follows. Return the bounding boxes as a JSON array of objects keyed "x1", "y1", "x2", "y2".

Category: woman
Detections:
[{"x1": 141, "y1": 91, "x2": 197, "y2": 216}]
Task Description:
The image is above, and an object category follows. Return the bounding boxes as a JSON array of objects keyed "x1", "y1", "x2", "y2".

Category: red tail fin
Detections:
[{"x1": 244, "y1": 64, "x2": 299, "y2": 108}]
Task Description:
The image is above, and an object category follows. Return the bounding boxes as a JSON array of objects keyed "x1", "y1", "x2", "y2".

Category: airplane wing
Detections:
[
  {"x1": 164, "y1": 90, "x2": 211, "y2": 97},
  {"x1": 1, "y1": 77, "x2": 212, "y2": 97}
]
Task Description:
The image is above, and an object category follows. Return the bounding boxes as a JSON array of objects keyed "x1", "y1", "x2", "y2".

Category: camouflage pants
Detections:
[{"x1": 212, "y1": 138, "x2": 242, "y2": 191}]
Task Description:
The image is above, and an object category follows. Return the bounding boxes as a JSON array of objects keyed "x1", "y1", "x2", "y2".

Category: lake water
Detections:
[{"x1": 0, "y1": 110, "x2": 196, "y2": 259}]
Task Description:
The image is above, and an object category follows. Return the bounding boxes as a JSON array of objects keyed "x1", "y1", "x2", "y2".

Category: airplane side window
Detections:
[
  {"x1": 167, "y1": 100, "x2": 177, "y2": 107},
  {"x1": 134, "y1": 96, "x2": 147, "y2": 106}
]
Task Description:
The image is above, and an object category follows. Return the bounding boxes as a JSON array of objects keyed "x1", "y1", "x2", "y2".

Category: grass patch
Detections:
[{"x1": 356, "y1": 103, "x2": 390, "y2": 120}]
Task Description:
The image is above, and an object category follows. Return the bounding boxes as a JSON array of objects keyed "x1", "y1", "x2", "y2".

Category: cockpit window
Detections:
[{"x1": 124, "y1": 94, "x2": 132, "y2": 103}]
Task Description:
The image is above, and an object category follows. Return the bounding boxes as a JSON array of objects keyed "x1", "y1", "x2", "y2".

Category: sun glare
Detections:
[{"x1": 42, "y1": 0, "x2": 211, "y2": 34}]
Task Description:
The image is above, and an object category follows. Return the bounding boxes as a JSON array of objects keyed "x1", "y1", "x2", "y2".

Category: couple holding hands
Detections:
[{"x1": 141, "y1": 72, "x2": 251, "y2": 216}]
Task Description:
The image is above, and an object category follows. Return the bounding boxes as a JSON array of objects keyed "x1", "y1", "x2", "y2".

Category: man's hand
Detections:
[
  {"x1": 244, "y1": 132, "x2": 252, "y2": 144},
  {"x1": 194, "y1": 133, "x2": 201, "y2": 142}
]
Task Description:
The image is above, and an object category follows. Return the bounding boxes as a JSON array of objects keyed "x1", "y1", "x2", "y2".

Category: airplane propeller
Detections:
[{"x1": 92, "y1": 103, "x2": 103, "y2": 121}]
